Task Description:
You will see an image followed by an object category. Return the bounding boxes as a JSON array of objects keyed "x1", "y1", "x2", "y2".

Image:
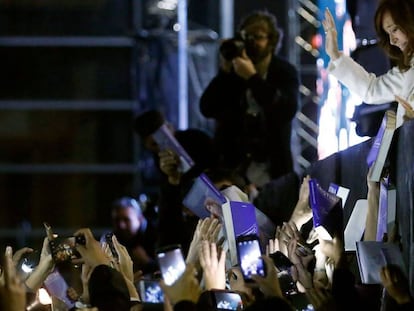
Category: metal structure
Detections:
[{"x1": 287, "y1": 0, "x2": 321, "y2": 173}]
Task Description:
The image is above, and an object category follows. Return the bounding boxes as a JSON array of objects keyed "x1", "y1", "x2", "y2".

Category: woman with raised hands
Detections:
[{"x1": 323, "y1": 0, "x2": 414, "y2": 127}]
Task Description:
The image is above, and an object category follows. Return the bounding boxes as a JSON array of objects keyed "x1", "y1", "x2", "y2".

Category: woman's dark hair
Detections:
[
  {"x1": 238, "y1": 10, "x2": 283, "y2": 52},
  {"x1": 374, "y1": 0, "x2": 414, "y2": 71}
]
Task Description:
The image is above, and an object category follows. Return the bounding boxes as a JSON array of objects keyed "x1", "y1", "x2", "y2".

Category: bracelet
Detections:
[{"x1": 314, "y1": 268, "x2": 326, "y2": 272}]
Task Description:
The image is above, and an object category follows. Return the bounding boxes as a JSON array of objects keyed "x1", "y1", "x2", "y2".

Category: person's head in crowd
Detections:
[
  {"x1": 111, "y1": 196, "x2": 147, "y2": 242},
  {"x1": 88, "y1": 268, "x2": 131, "y2": 311},
  {"x1": 374, "y1": 0, "x2": 414, "y2": 70},
  {"x1": 206, "y1": 167, "x2": 247, "y2": 193},
  {"x1": 238, "y1": 10, "x2": 282, "y2": 63},
  {"x1": 133, "y1": 109, "x2": 166, "y2": 153}
]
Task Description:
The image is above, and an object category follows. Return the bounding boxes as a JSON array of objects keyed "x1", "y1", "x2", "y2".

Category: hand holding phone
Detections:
[
  {"x1": 138, "y1": 279, "x2": 164, "y2": 303},
  {"x1": 49, "y1": 236, "x2": 82, "y2": 263},
  {"x1": 43, "y1": 222, "x2": 56, "y2": 241},
  {"x1": 99, "y1": 232, "x2": 119, "y2": 262},
  {"x1": 210, "y1": 290, "x2": 243, "y2": 311},
  {"x1": 156, "y1": 244, "x2": 186, "y2": 286},
  {"x1": 236, "y1": 235, "x2": 266, "y2": 282},
  {"x1": 269, "y1": 251, "x2": 298, "y2": 296},
  {"x1": 269, "y1": 251, "x2": 293, "y2": 272}
]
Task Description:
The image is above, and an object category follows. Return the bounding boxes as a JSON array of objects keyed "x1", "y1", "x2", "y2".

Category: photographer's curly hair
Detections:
[
  {"x1": 374, "y1": 0, "x2": 414, "y2": 71},
  {"x1": 238, "y1": 10, "x2": 283, "y2": 53}
]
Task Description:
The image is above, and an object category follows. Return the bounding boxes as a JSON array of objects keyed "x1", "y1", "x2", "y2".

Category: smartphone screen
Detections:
[
  {"x1": 270, "y1": 251, "x2": 293, "y2": 272},
  {"x1": 156, "y1": 245, "x2": 186, "y2": 286},
  {"x1": 138, "y1": 279, "x2": 164, "y2": 303},
  {"x1": 269, "y1": 252, "x2": 298, "y2": 296},
  {"x1": 211, "y1": 290, "x2": 243, "y2": 310},
  {"x1": 236, "y1": 235, "x2": 266, "y2": 281},
  {"x1": 99, "y1": 232, "x2": 119, "y2": 261},
  {"x1": 278, "y1": 270, "x2": 299, "y2": 296},
  {"x1": 49, "y1": 237, "x2": 81, "y2": 263}
]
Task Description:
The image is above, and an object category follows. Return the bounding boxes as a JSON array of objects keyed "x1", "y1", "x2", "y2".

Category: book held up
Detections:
[
  {"x1": 366, "y1": 110, "x2": 397, "y2": 182},
  {"x1": 309, "y1": 178, "x2": 343, "y2": 241},
  {"x1": 356, "y1": 241, "x2": 406, "y2": 284},
  {"x1": 182, "y1": 173, "x2": 227, "y2": 219},
  {"x1": 152, "y1": 123, "x2": 195, "y2": 173}
]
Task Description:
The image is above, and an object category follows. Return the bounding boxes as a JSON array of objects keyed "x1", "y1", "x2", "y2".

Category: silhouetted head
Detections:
[
  {"x1": 111, "y1": 197, "x2": 146, "y2": 240},
  {"x1": 133, "y1": 109, "x2": 166, "y2": 153},
  {"x1": 238, "y1": 10, "x2": 282, "y2": 63}
]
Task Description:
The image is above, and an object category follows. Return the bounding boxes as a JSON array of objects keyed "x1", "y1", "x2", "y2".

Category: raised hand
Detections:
[
  {"x1": 322, "y1": 8, "x2": 341, "y2": 61},
  {"x1": 266, "y1": 226, "x2": 282, "y2": 256},
  {"x1": 290, "y1": 175, "x2": 313, "y2": 230},
  {"x1": 0, "y1": 246, "x2": 26, "y2": 311},
  {"x1": 24, "y1": 237, "x2": 54, "y2": 291},
  {"x1": 75, "y1": 228, "x2": 111, "y2": 269},
  {"x1": 11, "y1": 247, "x2": 34, "y2": 267},
  {"x1": 160, "y1": 264, "x2": 201, "y2": 306},
  {"x1": 199, "y1": 240, "x2": 226, "y2": 290},
  {"x1": 380, "y1": 264, "x2": 412, "y2": 305},
  {"x1": 319, "y1": 237, "x2": 344, "y2": 269},
  {"x1": 232, "y1": 50, "x2": 256, "y2": 80},
  {"x1": 251, "y1": 255, "x2": 284, "y2": 299},
  {"x1": 306, "y1": 287, "x2": 337, "y2": 311},
  {"x1": 395, "y1": 95, "x2": 414, "y2": 121},
  {"x1": 111, "y1": 235, "x2": 134, "y2": 282},
  {"x1": 288, "y1": 239, "x2": 314, "y2": 291},
  {"x1": 158, "y1": 149, "x2": 182, "y2": 185},
  {"x1": 186, "y1": 217, "x2": 222, "y2": 266}
]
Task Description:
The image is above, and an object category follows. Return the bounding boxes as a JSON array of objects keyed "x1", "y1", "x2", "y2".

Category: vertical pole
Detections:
[
  {"x1": 220, "y1": 0, "x2": 234, "y2": 38},
  {"x1": 177, "y1": 0, "x2": 188, "y2": 129}
]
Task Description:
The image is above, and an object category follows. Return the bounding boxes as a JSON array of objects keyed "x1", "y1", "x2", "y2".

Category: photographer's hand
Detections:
[
  {"x1": 232, "y1": 52, "x2": 256, "y2": 80},
  {"x1": 219, "y1": 53, "x2": 233, "y2": 73}
]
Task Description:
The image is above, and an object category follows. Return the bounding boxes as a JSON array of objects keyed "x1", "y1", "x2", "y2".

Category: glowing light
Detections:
[
  {"x1": 157, "y1": 0, "x2": 177, "y2": 11},
  {"x1": 38, "y1": 288, "x2": 52, "y2": 305},
  {"x1": 21, "y1": 262, "x2": 34, "y2": 273},
  {"x1": 173, "y1": 23, "x2": 181, "y2": 32}
]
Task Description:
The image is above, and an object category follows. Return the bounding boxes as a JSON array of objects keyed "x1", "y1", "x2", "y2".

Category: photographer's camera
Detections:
[{"x1": 219, "y1": 38, "x2": 245, "y2": 61}]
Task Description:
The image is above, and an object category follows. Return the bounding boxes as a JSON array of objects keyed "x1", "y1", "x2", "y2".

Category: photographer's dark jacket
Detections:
[{"x1": 200, "y1": 55, "x2": 299, "y2": 181}]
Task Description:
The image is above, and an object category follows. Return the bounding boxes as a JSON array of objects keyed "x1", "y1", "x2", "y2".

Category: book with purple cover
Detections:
[
  {"x1": 222, "y1": 201, "x2": 259, "y2": 265},
  {"x1": 356, "y1": 241, "x2": 406, "y2": 284},
  {"x1": 376, "y1": 177, "x2": 397, "y2": 241},
  {"x1": 309, "y1": 179, "x2": 343, "y2": 240},
  {"x1": 182, "y1": 173, "x2": 227, "y2": 219},
  {"x1": 366, "y1": 110, "x2": 396, "y2": 182},
  {"x1": 43, "y1": 269, "x2": 75, "y2": 309},
  {"x1": 328, "y1": 183, "x2": 350, "y2": 209},
  {"x1": 152, "y1": 123, "x2": 195, "y2": 173}
]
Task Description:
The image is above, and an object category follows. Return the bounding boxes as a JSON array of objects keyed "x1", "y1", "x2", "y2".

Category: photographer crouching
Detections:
[{"x1": 200, "y1": 10, "x2": 300, "y2": 193}]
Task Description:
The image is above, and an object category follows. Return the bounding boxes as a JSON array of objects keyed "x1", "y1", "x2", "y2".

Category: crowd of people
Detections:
[{"x1": 2, "y1": 0, "x2": 414, "y2": 310}]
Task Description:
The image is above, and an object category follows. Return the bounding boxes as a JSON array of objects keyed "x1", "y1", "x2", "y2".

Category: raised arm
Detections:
[{"x1": 322, "y1": 8, "x2": 341, "y2": 61}]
